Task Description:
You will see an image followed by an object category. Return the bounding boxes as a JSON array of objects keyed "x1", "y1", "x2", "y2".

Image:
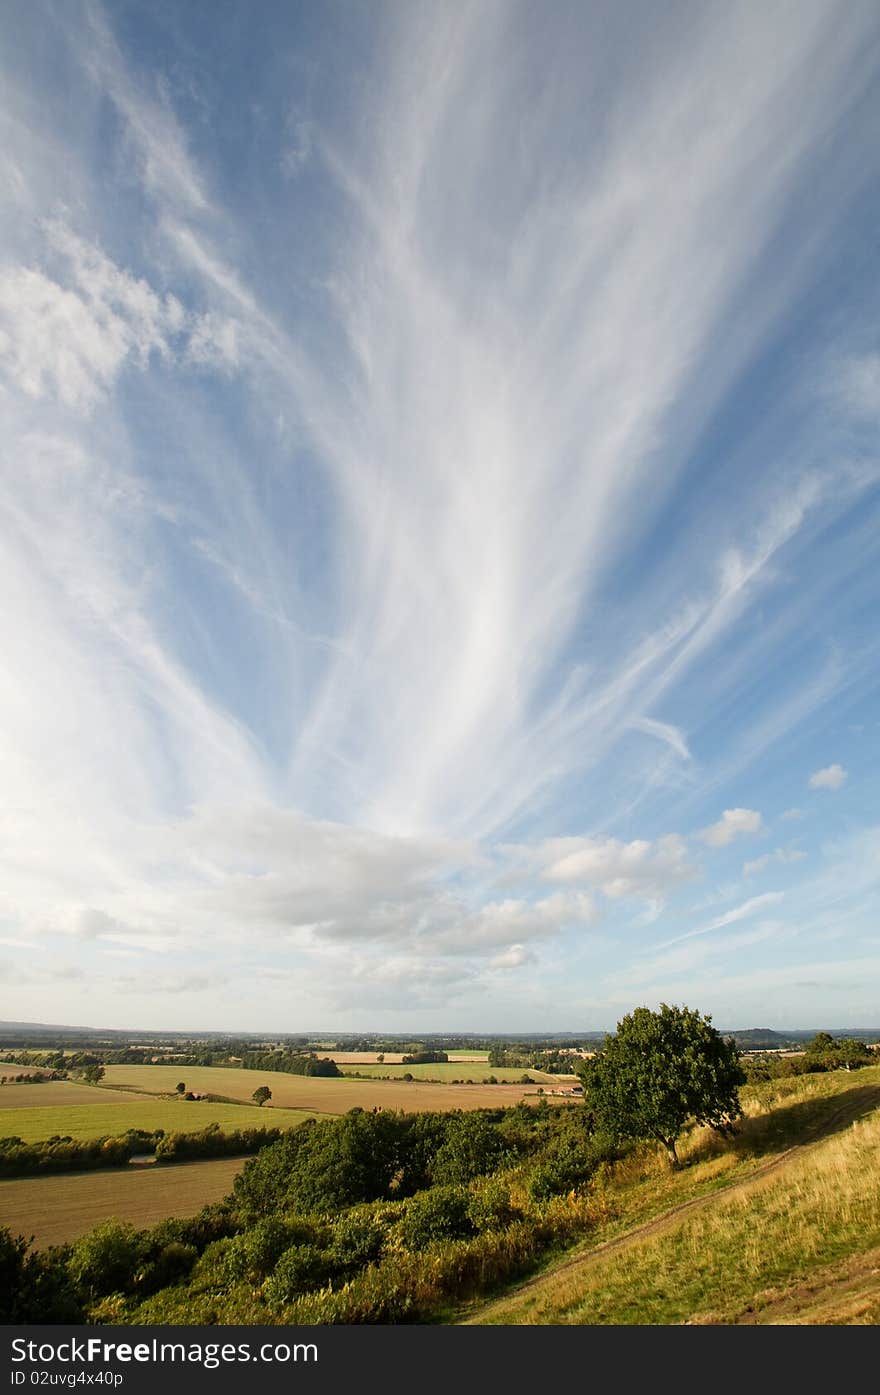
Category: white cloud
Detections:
[
  {"x1": 187, "y1": 313, "x2": 240, "y2": 371},
  {"x1": 489, "y1": 944, "x2": 536, "y2": 971},
  {"x1": 698, "y1": 808, "x2": 762, "y2": 847},
  {"x1": 743, "y1": 847, "x2": 806, "y2": 877},
  {"x1": 531, "y1": 834, "x2": 694, "y2": 901},
  {"x1": 809, "y1": 763, "x2": 847, "y2": 790},
  {"x1": 630, "y1": 716, "x2": 691, "y2": 761},
  {"x1": 446, "y1": 891, "x2": 598, "y2": 953},
  {"x1": 0, "y1": 223, "x2": 240, "y2": 412}
]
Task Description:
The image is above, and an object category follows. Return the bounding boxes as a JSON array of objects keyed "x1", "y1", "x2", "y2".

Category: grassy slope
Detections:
[
  {"x1": 0, "y1": 1157, "x2": 248, "y2": 1249},
  {"x1": 462, "y1": 1065, "x2": 880, "y2": 1326}
]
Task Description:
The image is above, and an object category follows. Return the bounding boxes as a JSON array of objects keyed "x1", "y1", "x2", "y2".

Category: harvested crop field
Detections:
[
  {"x1": 0, "y1": 1156, "x2": 248, "y2": 1249},
  {"x1": 100, "y1": 1064, "x2": 547, "y2": 1113},
  {"x1": 0, "y1": 1098, "x2": 314, "y2": 1144},
  {"x1": 0, "y1": 1081, "x2": 150, "y2": 1109}
]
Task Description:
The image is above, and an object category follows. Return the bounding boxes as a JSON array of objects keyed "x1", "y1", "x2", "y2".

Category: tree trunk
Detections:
[{"x1": 662, "y1": 1137, "x2": 680, "y2": 1168}]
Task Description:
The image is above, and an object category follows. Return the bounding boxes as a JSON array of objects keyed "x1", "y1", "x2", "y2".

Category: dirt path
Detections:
[{"x1": 464, "y1": 1086, "x2": 880, "y2": 1324}]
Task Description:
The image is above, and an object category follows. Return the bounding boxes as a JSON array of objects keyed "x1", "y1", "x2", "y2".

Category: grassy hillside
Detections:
[{"x1": 462, "y1": 1064, "x2": 880, "y2": 1325}]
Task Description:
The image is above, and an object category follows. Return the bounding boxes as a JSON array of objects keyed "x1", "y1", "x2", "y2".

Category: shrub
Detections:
[
  {"x1": 68, "y1": 1221, "x2": 147, "y2": 1298},
  {"x1": 325, "y1": 1207, "x2": 389, "y2": 1275},
  {"x1": 264, "y1": 1244, "x2": 333, "y2": 1306},
  {"x1": 399, "y1": 1186, "x2": 475, "y2": 1250},
  {"x1": 135, "y1": 1242, "x2": 198, "y2": 1296},
  {"x1": 431, "y1": 1113, "x2": 507, "y2": 1185},
  {"x1": 467, "y1": 1181, "x2": 520, "y2": 1232},
  {"x1": 223, "y1": 1216, "x2": 321, "y2": 1284}
]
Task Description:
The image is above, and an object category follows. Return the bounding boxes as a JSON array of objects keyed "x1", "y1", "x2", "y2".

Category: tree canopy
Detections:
[{"x1": 578, "y1": 1003, "x2": 745, "y2": 1166}]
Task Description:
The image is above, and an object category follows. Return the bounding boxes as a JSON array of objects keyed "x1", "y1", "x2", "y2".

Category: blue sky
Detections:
[{"x1": 1, "y1": 0, "x2": 878, "y2": 1033}]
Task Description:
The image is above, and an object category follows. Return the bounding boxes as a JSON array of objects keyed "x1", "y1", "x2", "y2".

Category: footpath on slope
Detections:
[{"x1": 463, "y1": 1084, "x2": 880, "y2": 1325}]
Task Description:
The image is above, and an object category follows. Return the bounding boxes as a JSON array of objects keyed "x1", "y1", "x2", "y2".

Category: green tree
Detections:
[
  {"x1": 81, "y1": 1064, "x2": 105, "y2": 1086},
  {"x1": 176, "y1": 1082, "x2": 186, "y2": 1094},
  {"x1": 579, "y1": 1003, "x2": 745, "y2": 1167},
  {"x1": 431, "y1": 1112, "x2": 507, "y2": 1185},
  {"x1": 252, "y1": 1085, "x2": 272, "y2": 1107}
]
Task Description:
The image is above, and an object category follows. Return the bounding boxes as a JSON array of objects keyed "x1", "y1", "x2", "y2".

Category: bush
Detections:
[
  {"x1": 68, "y1": 1221, "x2": 147, "y2": 1298},
  {"x1": 135, "y1": 1242, "x2": 198, "y2": 1296},
  {"x1": 325, "y1": 1207, "x2": 389, "y2": 1275},
  {"x1": 264, "y1": 1244, "x2": 333, "y2": 1306},
  {"x1": 467, "y1": 1181, "x2": 520, "y2": 1232},
  {"x1": 0, "y1": 1229, "x2": 82, "y2": 1323},
  {"x1": 399, "y1": 1186, "x2": 475, "y2": 1249},
  {"x1": 431, "y1": 1113, "x2": 507, "y2": 1185},
  {"x1": 223, "y1": 1216, "x2": 322, "y2": 1284}
]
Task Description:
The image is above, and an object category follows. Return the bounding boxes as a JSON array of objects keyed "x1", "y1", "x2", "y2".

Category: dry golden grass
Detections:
[
  {"x1": 470, "y1": 1080, "x2": 880, "y2": 1326},
  {"x1": 0, "y1": 1157, "x2": 247, "y2": 1249}
]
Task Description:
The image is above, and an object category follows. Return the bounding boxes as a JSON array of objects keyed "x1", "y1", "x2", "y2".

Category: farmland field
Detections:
[
  {"x1": 0, "y1": 1157, "x2": 248, "y2": 1249},
  {"x1": 0, "y1": 1081, "x2": 150, "y2": 1109},
  {"x1": 336, "y1": 1062, "x2": 564, "y2": 1083},
  {"x1": 100, "y1": 1064, "x2": 547, "y2": 1113},
  {"x1": 0, "y1": 1065, "x2": 63, "y2": 1078},
  {"x1": 314, "y1": 1051, "x2": 492, "y2": 1064},
  {"x1": 0, "y1": 1098, "x2": 314, "y2": 1144}
]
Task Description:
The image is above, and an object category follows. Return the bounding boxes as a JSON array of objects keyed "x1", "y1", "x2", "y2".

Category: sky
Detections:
[{"x1": 0, "y1": 0, "x2": 878, "y2": 1035}]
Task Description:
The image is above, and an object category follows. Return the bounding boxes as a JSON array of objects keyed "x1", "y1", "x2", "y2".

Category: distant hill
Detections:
[
  {"x1": 725, "y1": 1028, "x2": 801, "y2": 1049},
  {"x1": 1, "y1": 1020, "x2": 878, "y2": 1046}
]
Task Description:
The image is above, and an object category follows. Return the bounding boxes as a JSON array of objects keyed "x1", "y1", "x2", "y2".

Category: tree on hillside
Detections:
[
  {"x1": 252, "y1": 1086, "x2": 272, "y2": 1107},
  {"x1": 176, "y1": 1082, "x2": 186, "y2": 1095},
  {"x1": 578, "y1": 1003, "x2": 745, "y2": 1167},
  {"x1": 81, "y1": 1065, "x2": 105, "y2": 1086}
]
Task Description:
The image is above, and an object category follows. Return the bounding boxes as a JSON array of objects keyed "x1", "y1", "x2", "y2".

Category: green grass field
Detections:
[
  {"x1": 337, "y1": 1062, "x2": 563, "y2": 1083},
  {"x1": 0, "y1": 1157, "x2": 249, "y2": 1249},
  {"x1": 0, "y1": 1097, "x2": 314, "y2": 1144},
  {"x1": 317, "y1": 1051, "x2": 491, "y2": 1062}
]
